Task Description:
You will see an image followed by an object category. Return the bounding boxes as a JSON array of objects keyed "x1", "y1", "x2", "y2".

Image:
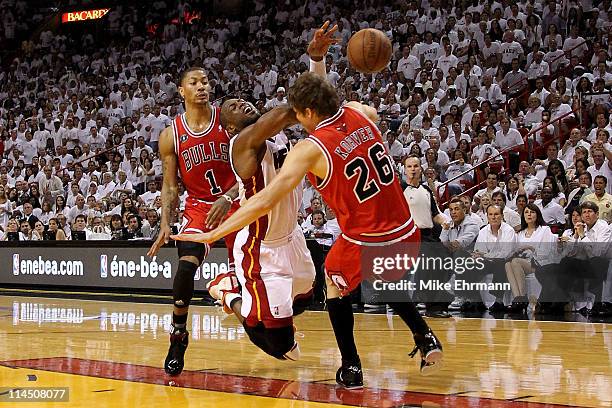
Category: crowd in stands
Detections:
[{"x1": 0, "y1": 0, "x2": 611, "y2": 312}]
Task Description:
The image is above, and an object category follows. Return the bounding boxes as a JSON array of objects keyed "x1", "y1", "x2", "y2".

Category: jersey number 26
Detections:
[{"x1": 344, "y1": 142, "x2": 395, "y2": 203}]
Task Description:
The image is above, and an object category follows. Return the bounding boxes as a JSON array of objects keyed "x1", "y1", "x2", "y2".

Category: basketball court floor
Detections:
[{"x1": 0, "y1": 294, "x2": 610, "y2": 407}]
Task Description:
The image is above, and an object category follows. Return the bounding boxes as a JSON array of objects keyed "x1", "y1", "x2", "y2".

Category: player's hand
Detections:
[
  {"x1": 206, "y1": 197, "x2": 231, "y2": 229},
  {"x1": 307, "y1": 21, "x2": 339, "y2": 61},
  {"x1": 170, "y1": 232, "x2": 215, "y2": 244},
  {"x1": 147, "y1": 224, "x2": 171, "y2": 257}
]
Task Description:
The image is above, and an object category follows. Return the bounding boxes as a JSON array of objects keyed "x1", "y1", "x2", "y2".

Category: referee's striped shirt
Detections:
[{"x1": 403, "y1": 182, "x2": 441, "y2": 229}]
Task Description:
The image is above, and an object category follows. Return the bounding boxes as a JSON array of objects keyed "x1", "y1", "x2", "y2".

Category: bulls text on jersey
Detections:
[{"x1": 180, "y1": 141, "x2": 229, "y2": 172}]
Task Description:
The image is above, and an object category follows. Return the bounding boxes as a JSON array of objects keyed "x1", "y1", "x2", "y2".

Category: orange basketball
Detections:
[{"x1": 347, "y1": 28, "x2": 392, "y2": 74}]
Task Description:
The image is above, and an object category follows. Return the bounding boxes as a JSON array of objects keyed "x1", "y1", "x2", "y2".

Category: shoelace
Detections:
[{"x1": 408, "y1": 345, "x2": 420, "y2": 358}]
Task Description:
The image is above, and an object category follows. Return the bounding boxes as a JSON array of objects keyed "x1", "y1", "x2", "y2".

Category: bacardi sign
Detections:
[{"x1": 61, "y1": 8, "x2": 110, "y2": 23}]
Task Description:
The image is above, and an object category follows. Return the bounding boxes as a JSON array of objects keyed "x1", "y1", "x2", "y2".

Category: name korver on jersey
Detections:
[
  {"x1": 333, "y1": 125, "x2": 376, "y2": 160},
  {"x1": 180, "y1": 140, "x2": 229, "y2": 172}
]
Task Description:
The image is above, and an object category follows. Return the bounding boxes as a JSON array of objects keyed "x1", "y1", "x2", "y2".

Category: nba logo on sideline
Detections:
[
  {"x1": 100, "y1": 255, "x2": 108, "y2": 278},
  {"x1": 13, "y1": 254, "x2": 19, "y2": 275}
]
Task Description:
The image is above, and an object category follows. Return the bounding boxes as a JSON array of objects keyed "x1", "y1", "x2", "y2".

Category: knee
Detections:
[
  {"x1": 292, "y1": 292, "x2": 313, "y2": 317},
  {"x1": 172, "y1": 259, "x2": 199, "y2": 309},
  {"x1": 244, "y1": 323, "x2": 298, "y2": 360}
]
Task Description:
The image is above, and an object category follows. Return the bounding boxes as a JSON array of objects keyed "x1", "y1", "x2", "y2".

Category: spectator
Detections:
[
  {"x1": 582, "y1": 175, "x2": 612, "y2": 223},
  {"x1": 141, "y1": 208, "x2": 161, "y2": 239},
  {"x1": 535, "y1": 186, "x2": 566, "y2": 225},
  {"x1": 71, "y1": 214, "x2": 91, "y2": 240},
  {"x1": 45, "y1": 218, "x2": 67, "y2": 241},
  {"x1": 505, "y1": 204, "x2": 557, "y2": 313},
  {"x1": 473, "y1": 205, "x2": 516, "y2": 312}
]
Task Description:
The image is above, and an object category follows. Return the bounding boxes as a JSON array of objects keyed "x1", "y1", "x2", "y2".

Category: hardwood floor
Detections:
[{"x1": 0, "y1": 296, "x2": 610, "y2": 407}]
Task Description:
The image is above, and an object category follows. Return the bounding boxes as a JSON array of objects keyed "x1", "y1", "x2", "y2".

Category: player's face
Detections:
[
  {"x1": 220, "y1": 98, "x2": 260, "y2": 134},
  {"x1": 404, "y1": 158, "x2": 421, "y2": 180},
  {"x1": 179, "y1": 71, "x2": 210, "y2": 105},
  {"x1": 293, "y1": 107, "x2": 318, "y2": 133}
]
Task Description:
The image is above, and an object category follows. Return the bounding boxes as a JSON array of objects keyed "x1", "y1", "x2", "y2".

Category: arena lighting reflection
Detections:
[{"x1": 10, "y1": 302, "x2": 245, "y2": 340}]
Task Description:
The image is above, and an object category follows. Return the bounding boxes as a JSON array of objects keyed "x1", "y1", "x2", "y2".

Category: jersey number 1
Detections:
[
  {"x1": 205, "y1": 169, "x2": 222, "y2": 195},
  {"x1": 344, "y1": 143, "x2": 394, "y2": 203}
]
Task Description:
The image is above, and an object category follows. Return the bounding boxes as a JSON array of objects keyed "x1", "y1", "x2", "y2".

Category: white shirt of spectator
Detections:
[
  {"x1": 140, "y1": 189, "x2": 161, "y2": 207},
  {"x1": 495, "y1": 127, "x2": 523, "y2": 150},
  {"x1": 534, "y1": 199, "x2": 566, "y2": 224},
  {"x1": 500, "y1": 41, "x2": 523, "y2": 64},
  {"x1": 397, "y1": 52, "x2": 420, "y2": 81},
  {"x1": 474, "y1": 222, "x2": 517, "y2": 258}
]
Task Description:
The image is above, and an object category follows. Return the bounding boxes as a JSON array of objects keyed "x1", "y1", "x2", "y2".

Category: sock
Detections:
[
  {"x1": 172, "y1": 312, "x2": 187, "y2": 331},
  {"x1": 388, "y1": 302, "x2": 429, "y2": 336},
  {"x1": 327, "y1": 297, "x2": 359, "y2": 365},
  {"x1": 225, "y1": 292, "x2": 242, "y2": 311}
]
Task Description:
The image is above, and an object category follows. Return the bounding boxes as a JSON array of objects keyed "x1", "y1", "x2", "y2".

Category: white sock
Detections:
[{"x1": 283, "y1": 342, "x2": 301, "y2": 361}]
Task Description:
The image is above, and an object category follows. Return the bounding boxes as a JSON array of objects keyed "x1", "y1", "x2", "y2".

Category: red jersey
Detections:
[
  {"x1": 306, "y1": 106, "x2": 416, "y2": 245},
  {"x1": 172, "y1": 107, "x2": 235, "y2": 202}
]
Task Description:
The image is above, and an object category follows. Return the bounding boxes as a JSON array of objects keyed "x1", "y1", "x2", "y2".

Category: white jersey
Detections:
[{"x1": 231, "y1": 140, "x2": 301, "y2": 242}]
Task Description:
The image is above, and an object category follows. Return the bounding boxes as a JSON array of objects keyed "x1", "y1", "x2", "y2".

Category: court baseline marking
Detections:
[{"x1": 1, "y1": 357, "x2": 591, "y2": 408}]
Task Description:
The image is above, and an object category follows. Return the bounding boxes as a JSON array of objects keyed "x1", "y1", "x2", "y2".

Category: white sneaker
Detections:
[
  {"x1": 416, "y1": 303, "x2": 426, "y2": 309},
  {"x1": 206, "y1": 272, "x2": 240, "y2": 314},
  {"x1": 448, "y1": 297, "x2": 464, "y2": 310}
]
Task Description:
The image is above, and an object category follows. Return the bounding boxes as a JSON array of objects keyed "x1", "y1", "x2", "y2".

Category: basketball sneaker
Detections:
[
  {"x1": 164, "y1": 327, "x2": 189, "y2": 376},
  {"x1": 409, "y1": 329, "x2": 443, "y2": 376},
  {"x1": 206, "y1": 272, "x2": 240, "y2": 314},
  {"x1": 336, "y1": 361, "x2": 363, "y2": 389}
]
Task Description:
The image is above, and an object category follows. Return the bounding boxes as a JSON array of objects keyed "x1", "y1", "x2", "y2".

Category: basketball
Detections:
[{"x1": 347, "y1": 28, "x2": 392, "y2": 74}]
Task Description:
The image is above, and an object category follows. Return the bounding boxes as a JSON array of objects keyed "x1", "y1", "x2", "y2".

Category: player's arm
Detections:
[
  {"x1": 236, "y1": 105, "x2": 298, "y2": 153},
  {"x1": 147, "y1": 127, "x2": 178, "y2": 257},
  {"x1": 232, "y1": 105, "x2": 297, "y2": 180},
  {"x1": 344, "y1": 101, "x2": 380, "y2": 123},
  {"x1": 172, "y1": 140, "x2": 324, "y2": 244},
  {"x1": 205, "y1": 181, "x2": 240, "y2": 230}
]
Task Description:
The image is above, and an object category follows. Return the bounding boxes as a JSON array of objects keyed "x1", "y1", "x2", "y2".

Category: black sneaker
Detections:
[
  {"x1": 336, "y1": 361, "x2": 363, "y2": 389},
  {"x1": 410, "y1": 329, "x2": 443, "y2": 376},
  {"x1": 488, "y1": 301, "x2": 506, "y2": 313},
  {"x1": 597, "y1": 302, "x2": 612, "y2": 317},
  {"x1": 164, "y1": 328, "x2": 189, "y2": 376}
]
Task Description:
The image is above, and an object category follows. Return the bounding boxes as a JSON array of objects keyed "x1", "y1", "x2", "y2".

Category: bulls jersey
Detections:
[
  {"x1": 172, "y1": 107, "x2": 235, "y2": 202},
  {"x1": 231, "y1": 140, "x2": 301, "y2": 242},
  {"x1": 306, "y1": 106, "x2": 416, "y2": 245}
]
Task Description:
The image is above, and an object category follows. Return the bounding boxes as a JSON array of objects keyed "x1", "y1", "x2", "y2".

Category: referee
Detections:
[
  {"x1": 403, "y1": 155, "x2": 452, "y2": 317},
  {"x1": 403, "y1": 156, "x2": 448, "y2": 240}
]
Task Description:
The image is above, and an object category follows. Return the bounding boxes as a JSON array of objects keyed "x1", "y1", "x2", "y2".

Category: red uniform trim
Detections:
[
  {"x1": 305, "y1": 136, "x2": 333, "y2": 190},
  {"x1": 180, "y1": 109, "x2": 216, "y2": 137}
]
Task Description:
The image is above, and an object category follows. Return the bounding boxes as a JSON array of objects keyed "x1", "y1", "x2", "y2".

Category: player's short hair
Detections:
[
  {"x1": 179, "y1": 66, "x2": 207, "y2": 86},
  {"x1": 288, "y1": 72, "x2": 339, "y2": 118}
]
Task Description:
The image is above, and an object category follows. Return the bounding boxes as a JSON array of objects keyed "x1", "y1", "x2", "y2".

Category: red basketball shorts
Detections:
[{"x1": 325, "y1": 229, "x2": 421, "y2": 296}]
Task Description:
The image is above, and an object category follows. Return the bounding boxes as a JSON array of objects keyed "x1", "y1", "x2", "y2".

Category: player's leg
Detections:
[
  {"x1": 165, "y1": 241, "x2": 209, "y2": 376},
  {"x1": 386, "y1": 232, "x2": 443, "y2": 375},
  {"x1": 324, "y1": 237, "x2": 363, "y2": 389},
  {"x1": 240, "y1": 234, "x2": 299, "y2": 360},
  {"x1": 208, "y1": 227, "x2": 246, "y2": 316},
  {"x1": 289, "y1": 226, "x2": 316, "y2": 317}
]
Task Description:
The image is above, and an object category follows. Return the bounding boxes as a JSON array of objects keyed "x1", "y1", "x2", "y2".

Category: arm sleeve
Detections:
[
  {"x1": 423, "y1": 185, "x2": 441, "y2": 216},
  {"x1": 309, "y1": 58, "x2": 327, "y2": 78},
  {"x1": 457, "y1": 223, "x2": 480, "y2": 248}
]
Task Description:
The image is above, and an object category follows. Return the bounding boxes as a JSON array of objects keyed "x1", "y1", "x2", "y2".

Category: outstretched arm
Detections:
[
  {"x1": 308, "y1": 21, "x2": 338, "y2": 78},
  {"x1": 172, "y1": 140, "x2": 324, "y2": 244},
  {"x1": 232, "y1": 105, "x2": 297, "y2": 179}
]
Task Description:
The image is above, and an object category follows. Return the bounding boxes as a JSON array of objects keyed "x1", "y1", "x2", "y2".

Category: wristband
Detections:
[{"x1": 222, "y1": 194, "x2": 233, "y2": 203}]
